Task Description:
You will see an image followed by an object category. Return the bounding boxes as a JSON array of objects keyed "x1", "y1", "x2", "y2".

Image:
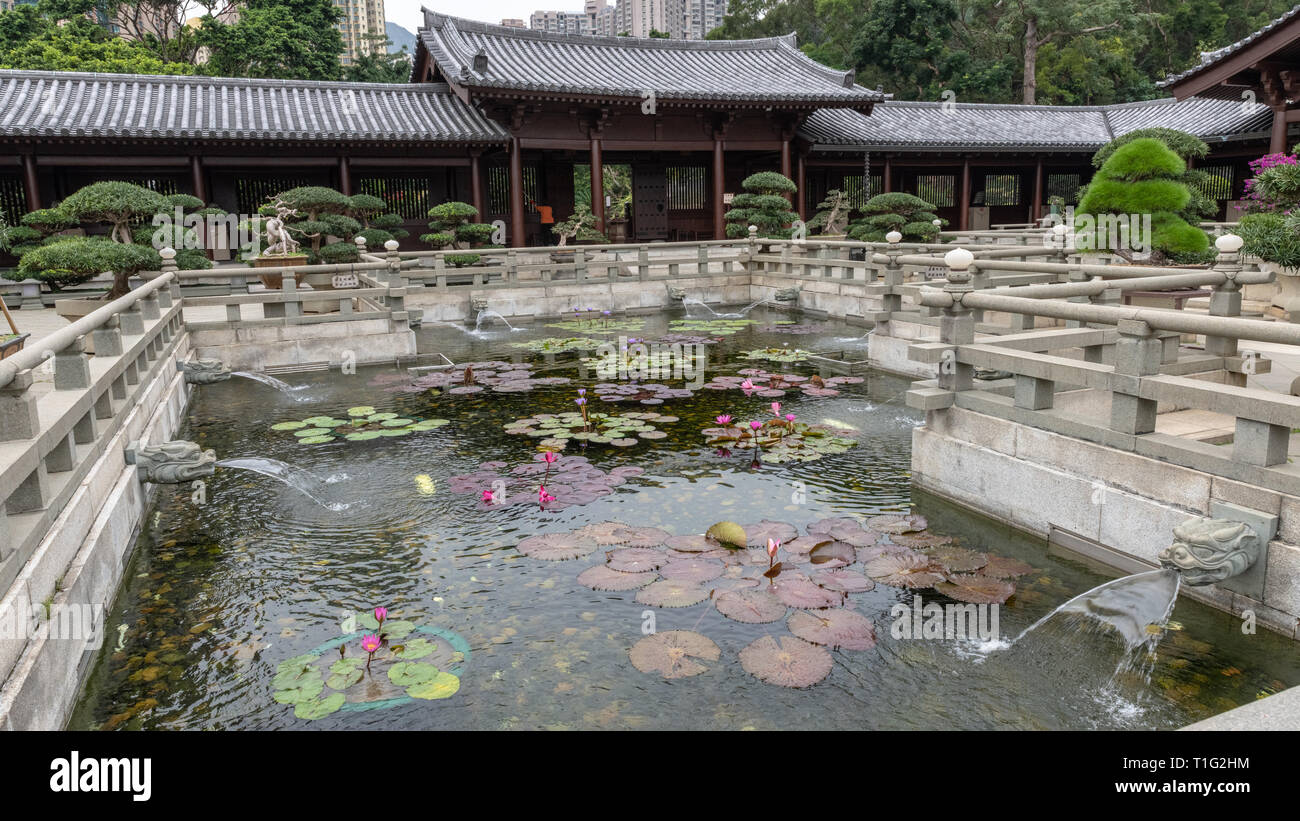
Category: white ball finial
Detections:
[
  {"x1": 945, "y1": 247, "x2": 974, "y2": 271},
  {"x1": 885, "y1": 230, "x2": 902, "y2": 244},
  {"x1": 1215, "y1": 233, "x2": 1244, "y2": 253},
  {"x1": 932, "y1": 219, "x2": 942, "y2": 227},
  {"x1": 748, "y1": 225, "x2": 758, "y2": 233},
  {"x1": 384, "y1": 239, "x2": 399, "y2": 251},
  {"x1": 354, "y1": 235, "x2": 367, "y2": 247},
  {"x1": 159, "y1": 247, "x2": 177, "y2": 260},
  {"x1": 1052, "y1": 223, "x2": 1068, "y2": 236}
]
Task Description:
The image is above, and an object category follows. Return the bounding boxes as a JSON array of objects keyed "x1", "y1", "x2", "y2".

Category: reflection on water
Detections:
[{"x1": 68, "y1": 307, "x2": 1300, "y2": 730}]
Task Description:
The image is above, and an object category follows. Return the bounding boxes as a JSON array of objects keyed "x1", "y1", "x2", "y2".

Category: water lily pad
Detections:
[
  {"x1": 812, "y1": 568, "x2": 874, "y2": 593},
  {"x1": 347, "y1": 406, "x2": 376, "y2": 417},
  {"x1": 935, "y1": 574, "x2": 1016, "y2": 604},
  {"x1": 714, "y1": 588, "x2": 787, "y2": 623},
  {"x1": 628, "y1": 630, "x2": 720, "y2": 679},
  {"x1": 517, "y1": 531, "x2": 598, "y2": 561},
  {"x1": 705, "y1": 521, "x2": 747, "y2": 549},
  {"x1": 867, "y1": 513, "x2": 929, "y2": 534},
  {"x1": 788, "y1": 609, "x2": 877, "y2": 650},
  {"x1": 808, "y1": 540, "x2": 856, "y2": 568},
  {"x1": 379, "y1": 620, "x2": 415, "y2": 639},
  {"x1": 865, "y1": 553, "x2": 945, "y2": 589},
  {"x1": 294, "y1": 692, "x2": 345, "y2": 720},
  {"x1": 636, "y1": 579, "x2": 710, "y2": 608},
  {"x1": 298, "y1": 435, "x2": 334, "y2": 444},
  {"x1": 925, "y1": 545, "x2": 988, "y2": 573},
  {"x1": 388, "y1": 661, "x2": 441, "y2": 687},
  {"x1": 577, "y1": 565, "x2": 656, "y2": 591},
  {"x1": 393, "y1": 638, "x2": 435, "y2": 659},
  {"x1": 891, "y1": 531, "x2": 954, "y2": 549},
  {"x1": 271, "y1": 421, "x2": 308, "y2": 431},
  {"x1": 607, "y1": 547, "x2": 666, "y2": 572},
  {"x1": 771, "y1": 575, "x2": 845, "y2": 609},
  {"x1": 979, "y1": 555, "x2": 1034, "y2": 579},
  {"x1": 739, "y1": 635, "x2": 833, "y2": 688},
  {"x1": 742, "y1": 520, "x2": 799, "y2": 548},
  {"x1": 658, "y1": 558, "x2": 724, "y2": 584},
  {"x1": 406, "y1": 671, "x2": 460, "y2": 700}
]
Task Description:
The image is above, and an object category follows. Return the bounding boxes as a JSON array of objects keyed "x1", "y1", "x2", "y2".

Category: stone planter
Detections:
[
  {"x1": 253, "y1": 254, "x2": 309, "y2": 290},
  {"x1": 606, "y1": 219, "x2": 629, "y2": 244},
  {"x1": 1257, "y1": 261, "x2": 1300, "y2": 317},
  {"x1": 0, "y1": 332, "x2": 28, "y2": 360}
]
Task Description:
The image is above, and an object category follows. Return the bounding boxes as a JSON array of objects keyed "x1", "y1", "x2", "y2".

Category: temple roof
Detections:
[
  {"x1": 0, "y1": 69, "x2": 509, "y2": 145},
  {"x1": 414, "y1": 9, "x2": 882, "y2": 107},
  {"x1": 1159, "y1": 5, "x2": 1300, "y2": 89},
  {"x1": 802, "y1": 95, "x2": 1273, "y2": 153}
]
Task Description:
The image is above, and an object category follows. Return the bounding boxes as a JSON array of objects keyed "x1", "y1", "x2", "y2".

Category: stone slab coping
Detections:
[{"x1": 1182, "y1": 684, "x2": 1300, "y2": 730}]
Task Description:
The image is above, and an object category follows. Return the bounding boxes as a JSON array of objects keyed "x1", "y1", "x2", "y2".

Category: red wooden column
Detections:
[
  {"x1": 883, "y1": 157, "x2": 892, "y2": 193},
  {"x1": 1031, "y1": 159, "x2": 1043, "y2": 223},
  {"x1": 712, "y1": 135, "x2": 725, "y2": 239},
  {"x1": 590, "y1": 136, "x2": 605, "y2": 232},
  {"x1": 509, "y1": 137, "x2": 525, "y2": 247},
  {"x1": 959, "y1": 160, "x2": 971, "y2": 231},
  {"x1": 1271, "y1": 106, "x2": 1289, "y2": 154},
  {"x1": 795, "y1": 153, "x2": 807, "y2": 220},
  {"x1": 190, "y1": 156, "x2": 208, "y2": 204},
  {"x1": 780, "y1": 137, "x2": 792, "y2": 180},
  {"x1": 21, "y1": 154, "x2": 39, "y2": 211},
  {"x1": 470, "y1": 152, "x2": 484, "y2": 222},
  {"x1": 338, "y1": 157, "x2": 352, "y2": 196}
]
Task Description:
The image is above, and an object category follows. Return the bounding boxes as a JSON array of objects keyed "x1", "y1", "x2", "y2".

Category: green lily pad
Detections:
[
  {"x1": 326, "y1": 664, "x2": 364, "y2": 689},
  {"x1": 345, "y1": 431, "x2": 382, "y2": 441},
  {"x1": 380, "y1": 620, "x2": 415, "y2": 639},
  {"x1": 367, "y1": 412, "x2": 398, "y2": 422},
  {"x1": 393, "y1": 638, "x2": 435, "y2": 659},
  {"x1": 271, "y1": 421, "x2": 308, "y2": 431},
  {"x1": 389, "y1": 661, "x2": 441, "y2": 687},
  {"x1": 294, "y1": 692, "x2": 345, "y2": 719},
  {"x1": 273, "y1": 673, "x2": 323, "y2": 704},
  {"x1": 298, "y1": 435, "x2": 334, "y2": 444},
  {"x1": 347, "y1": 406, "x2": 376, "y2": 417},
  {"x1": 406, "y1": 671, "x2": 460, "y2": 700}
]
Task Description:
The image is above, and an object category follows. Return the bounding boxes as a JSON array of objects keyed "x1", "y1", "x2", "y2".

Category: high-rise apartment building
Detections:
[
  {"x1": 499, "y1": 18, "x2": 527, "y2": 28},
  {"x1": 333, "y1": 0, "x2": 386, "y2": 65},
  {"x1": 529, "y1": 0, "x2": 725, "y2": 39}
]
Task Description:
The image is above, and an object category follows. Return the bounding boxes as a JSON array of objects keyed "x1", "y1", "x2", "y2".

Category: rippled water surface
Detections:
[{"x1": 69, "y1": 307, "x2": 1300, "y2": 730}]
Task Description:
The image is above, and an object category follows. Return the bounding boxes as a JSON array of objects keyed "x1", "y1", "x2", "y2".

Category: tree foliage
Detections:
[{"x1": 725, "y1": 172, "x2": 799, "y2": 239}]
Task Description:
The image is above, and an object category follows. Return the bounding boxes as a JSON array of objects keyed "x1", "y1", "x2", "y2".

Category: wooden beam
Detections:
[
  {"x1": 960, "y1": 159, "x2": 971, "y2": 231},
  {"x1": 338, "y1": 156, "x2": 352, "y2": 196},
  {"x1": 796, "y1": 152, "x2": 806, "y2": 220},
  {"x1": 883, "y1": 156, "x2": 892, "y2": 193},
  {"x1": 1032, "y1": 158, "x2": 1043, "y2": 223},
  {"x1": 189, "y1": 156, "x2": 207, "y2": 203},
  {"x1": 1271, "y1": 105, "x2": 1289, "y2": 154},
  {"x1": 470, "y1": 152, "x2": 484, "y2": 222},
  {"x1": 22, "y1": 153, "x2": 39, "y2": 211}
]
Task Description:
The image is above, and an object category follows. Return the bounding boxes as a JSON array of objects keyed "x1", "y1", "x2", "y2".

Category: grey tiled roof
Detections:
[
  {"x1": 0, "y1": 69, "x2": 509, "y2": 144},
  {"x1": 1160, "y1": 5, "x2": 1300, "y2": 88},
  {"x1": 415, "y1": 10, "x2": 881, "y2": 105},
  {"x1": 802, "y1": 96, "x2": 1273, "y2": 152}
]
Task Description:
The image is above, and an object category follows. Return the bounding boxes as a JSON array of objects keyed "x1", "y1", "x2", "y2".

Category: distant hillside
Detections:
[{"x1": 386, "y1": 22, "x2": 416, "y2": 54}]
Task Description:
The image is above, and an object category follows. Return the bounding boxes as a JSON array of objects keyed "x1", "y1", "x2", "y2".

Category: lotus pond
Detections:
[{"x1": 70, "y1": 307, "x2": 1300, "y2": 730}]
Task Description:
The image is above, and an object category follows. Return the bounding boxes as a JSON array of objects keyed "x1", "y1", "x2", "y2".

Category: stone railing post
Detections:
[
  {"x1": 1206, "y1": 234, "x2": 1245, "y2": 386},
  {"x1": 747, "y1": 225, "x2": 759, "y2": 274},
  {"x1": 0, "y1": 369, "x2": 39, "y2": 441},
  {"x1": 938, "y1": 247, "x2": 976, "y2": 393},
  {"x1": 1110, "y1": 318, "x2": 1161, "y2": 435},
  {"x1": 882, "y1": 231, "x2": 904, "y2": 314},
  {"x1": 384, "y1": 239, "x2": 403, "y2": 286},
  {"x1": 1050, "y1": 222, "x2": 1070, "y2": 266},
  {"x1": 697, "y1": 244, "x2": 708, "y2": 276},
  {"x1": 54, "y1": 335, "x2": 92, "y2": 391},
  {"x1": 91, "y1": 315, "x2": 124, "y2": 357}
]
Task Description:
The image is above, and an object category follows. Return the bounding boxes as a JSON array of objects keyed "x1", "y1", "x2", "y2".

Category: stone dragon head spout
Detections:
[
  {"x1": 1158, "y1": 518, "x2": 1261, "y2": 587},
  {"x1": 126, "y1": 440, "x2": 217, "y2": 484}
]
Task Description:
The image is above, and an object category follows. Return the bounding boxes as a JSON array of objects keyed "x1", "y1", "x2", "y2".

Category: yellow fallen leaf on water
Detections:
[{"x1": 414, "y1": 474, "x2": 436, "y2": 496}]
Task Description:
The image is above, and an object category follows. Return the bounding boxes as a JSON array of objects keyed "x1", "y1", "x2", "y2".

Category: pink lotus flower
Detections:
[
  {"x1": 543, "y1": 451, "x2": 557, "y2": 463},
  {"x1": 740, "y1": 379, "x2": 755, "y2": 393},
  {"x1": 749, "y1": 420, "x2": 762, "y2": 431},
  {"x1": 785, "y1": 414, "x2": 796, "y2": 423},
  {"x1": 716, "y1": 414, "x2": 732, "y2": 425},
  {"x1": 771, "y1": 402, "x2": 781, "y2": 416},
  {"x1": 374, "y1": 606, "x2": 388, "y2": 626},
  {"x1": 361, "y1": 633, "x2": 382, "y2": 670},
  {"x1": 575, "y1": 397, "x2": 586, "y2": 406},
  {"x1": 767, "y1": 538, "x2": 780, "y2": 560},
  {"x1": 538, "y1": 486, "x2": 556, "y2": 505},
  {"x1": 482, "y1": 489, "x2": 495, "y2": 503}
]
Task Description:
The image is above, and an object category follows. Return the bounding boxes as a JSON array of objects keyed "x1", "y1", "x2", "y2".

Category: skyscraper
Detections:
[{"x1": 333, "y1": 0, "x2": 387, "y2": 65}]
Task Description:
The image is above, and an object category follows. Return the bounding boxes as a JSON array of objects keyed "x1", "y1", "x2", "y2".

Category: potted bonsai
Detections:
[
  {"x1": 422, "y1": 201, "x2": 496, "y2": 267},
  {"x1": 549, "y1": 208, "x2": 608, "y2": 262},
  {"x1": 251, "y1": 196, "x2": 310, "y2": 288},
  {"x1": 807, "y1": 188, "x2": 853, "y2": 239}
]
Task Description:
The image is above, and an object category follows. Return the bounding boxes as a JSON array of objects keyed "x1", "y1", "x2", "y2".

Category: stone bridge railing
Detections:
[
  {"x1": 0, "y1": 269, "x2": 183, "y2": 594},
  {"x1": 904, "y1": 237, "x2": 1300, "y2": 496}
]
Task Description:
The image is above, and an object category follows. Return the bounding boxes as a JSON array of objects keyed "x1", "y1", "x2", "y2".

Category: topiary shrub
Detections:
[
  {"x1": 725, "y1": 172, "x2": 799, "y2": 239},
  {"x1": 274, "y1": 186, "x2": 352, "y2": 256},
  {"x1": 61, "y1": 181, "x2": 166, "y2": 244},
  {"x1": 847, "y1": 192, "x2": 943, "y2": 242},
  {"x1": 422, "y1": 201, "x2": 495, "y2": 264},
  {"x1": 1076, "y1": 137, "x2": 1209, "y2": 263},
  {"x1": 1084, "y1": 129, "x2": 1217, "y2": 226}
]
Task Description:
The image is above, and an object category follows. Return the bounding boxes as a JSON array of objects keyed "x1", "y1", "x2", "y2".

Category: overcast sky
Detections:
[{"x1": 385, "y1": 1, "x2": 542, "y2": 31}]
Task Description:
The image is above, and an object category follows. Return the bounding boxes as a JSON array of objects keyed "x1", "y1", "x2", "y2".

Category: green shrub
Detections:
[
  {"x1": 725, "y1": 172, "x2": 799, "y2": 239},
  {"x1": 1085, "y1": 129, "x2": 1216, "y2": 224},
  {"x1": 314, "y1": 241, "x2": 360, "y2": 264},
  {"x1": 1076, "y1": 138, "x2": 1208, "y2": 262},
  {"x1": 61, "y1": 181, "x2": 166, "y2": 243},
  {"x1": 847, "y1": 192, "x2": 943, "y2": 242},
  {"x1": 12, "y1": 236, "x2": 156, "y2": 293},
  {"x1": 807, "y1": 189, "x2": 852, "y2": 235},
  {"x1": 425, "y1": 200, "x2": 493, "y2": 260},
  {"x1": 1240, "y1": 211, "x2": 1300, "y2": 270}
]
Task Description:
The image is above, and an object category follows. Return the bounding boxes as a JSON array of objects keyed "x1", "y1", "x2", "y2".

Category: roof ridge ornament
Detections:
[{"x1": 473, "y1": 48, "x2": 488, "y2": 74}]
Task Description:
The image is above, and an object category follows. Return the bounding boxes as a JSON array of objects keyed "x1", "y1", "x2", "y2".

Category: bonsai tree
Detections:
[
  {"x1": 422, "y1": 201, "x2": 495, "y2": 266},
  {"x1": 725, "y1": 171, "x2": 798, "y2": 239},
  {"x1": 1, "y1": 207, "x2": 77, "y2": 256},
  {"x1": 1084, "y1": 128, "x2": 1218, "y2": 227},
  {"x1": 1076, "y1": 137, "x2": 1209, "y2": 264},
  {"x1": 14, "y1": 236, "x2": 157, "y2": 297},
  {"x1": 848, "y1": 193, "x2": 943, "y2": 242},
  {"x1": 347, "y1": 193, "x2": 408, "y2": 250},
  {"x1": 3, "y1": 182, "x2": 212, "y2": 298},
  {"x1": 806, "y1": 189, "x2": 852, "y2": 236},
  {"x1": 551, "y1": 208, "x2": 608, "y2": 247},
  {"x1": 273, "y1": 186, "x2": 360, "y2": 263}
]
